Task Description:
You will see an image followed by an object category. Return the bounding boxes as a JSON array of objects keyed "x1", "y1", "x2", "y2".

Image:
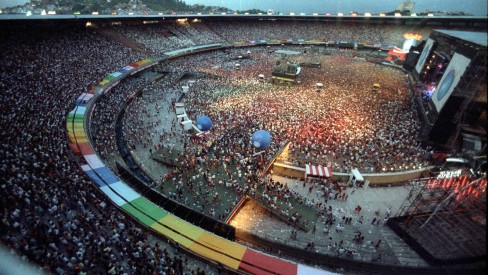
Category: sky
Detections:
[
  {"x1": 0, "y1": 0, "x2": 29, "y2": 9},
  {"x1": 183, "y1": 0, "x2": 488, "y2": 15}
]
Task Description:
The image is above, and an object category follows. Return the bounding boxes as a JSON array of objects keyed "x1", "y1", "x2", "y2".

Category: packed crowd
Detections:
[
  {"x1": 0, "y1": 20, "x2": 436, "y2": 273},
  {"x1": 111, "y1": 21, "x2": 437, "y2": 56},
  {"x1": 162, "y1": 48, "x2": 431, "y2": 173},
  {"x1": 116, "y1": 45, "x2": 431, "y2": 236},
  {"x1": 90, "y1": 77, "x2": 151, "y2": 169},
  {"x1": 118, "y1": 61, "x2": 322, "y2": 227},
  {"x1": 0, "y1": 25, "x2": 212, "y2": 274},
  {"x1": 114, "y1": 23, "x2": 227, "y2": 54},
  {"x1": 206, "y1": 21, "x2": 383, "y2": 44}
]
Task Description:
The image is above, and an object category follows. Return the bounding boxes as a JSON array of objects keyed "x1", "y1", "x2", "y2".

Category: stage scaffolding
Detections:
[
  {"x1": 391, "y1": 176, "x2": 487, "y2": 263},
  {"x1": 445, "y1": 49, "x2": 488, "y2": 148},
  {"x1": 413, "y1": 30, "x2": 487, "y2": 150}
]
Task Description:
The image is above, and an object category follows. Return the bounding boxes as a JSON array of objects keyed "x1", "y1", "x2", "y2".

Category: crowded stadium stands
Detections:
[{"x1": 1, "y1": 18, "x2": 484, "y2": 274}]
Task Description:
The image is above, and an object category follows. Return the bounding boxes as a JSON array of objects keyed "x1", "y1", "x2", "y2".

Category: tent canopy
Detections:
[
  {"x1": 305, "y1": 164, "x2": 333, "y2": 178},
  {"x1": 351, "y1": 168, "x2": 364, "y2": 181}
]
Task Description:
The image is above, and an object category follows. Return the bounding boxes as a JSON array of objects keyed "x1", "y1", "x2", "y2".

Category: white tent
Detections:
[
  {"x1": 176, "y1": 114, "x2": 188, "y2": 122},
  {"x1": 175, "y1": 103, "x2": 185, "y2": 115},
  {"x1": 350, "y1": 168, "x2": 364, "y2": 187},
  {"x1": 351, "y1": 168, "x2": 364, "y2": 181},
  {"x1": 181, "y1": 120, "x2": 193, "y2": 130}
]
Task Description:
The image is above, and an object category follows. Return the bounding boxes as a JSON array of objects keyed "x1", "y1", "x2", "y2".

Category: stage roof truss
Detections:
[{"x1": 393, "y1": 176, "x2": 487, "y2": 261}]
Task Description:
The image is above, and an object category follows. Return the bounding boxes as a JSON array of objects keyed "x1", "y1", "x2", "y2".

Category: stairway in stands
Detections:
[
  {"x1": 193, "y1": 23, "x2": 229, "y2": 44},
  {"x1": 96, "y1": 28, "x2": 153, "y2": 54}
]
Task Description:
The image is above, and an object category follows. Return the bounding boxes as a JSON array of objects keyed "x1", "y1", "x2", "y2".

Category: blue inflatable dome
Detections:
[
  {"x1": 196, "y1": 116, "x2": 212, "y2": 131},
  {"x1": 252, "y1": 130, "x2": 272, "y2": 150}
]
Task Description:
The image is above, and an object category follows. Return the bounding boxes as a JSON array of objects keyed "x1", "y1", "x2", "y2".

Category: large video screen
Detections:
[
  {"x1": 431, "y1": 52, "x2": 471, "y2": 112},
  {"x1": 415, "y1": 38, "x2": 434, "y2": 74}
]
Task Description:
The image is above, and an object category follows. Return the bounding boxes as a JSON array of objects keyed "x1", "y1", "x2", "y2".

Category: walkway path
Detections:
[{"x1": 230, "y1": 175, "x2": 428, "y2": 267}]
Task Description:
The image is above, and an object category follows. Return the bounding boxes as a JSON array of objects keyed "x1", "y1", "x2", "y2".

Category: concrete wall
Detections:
[{"x1": 272, "y1": 162, "x2": 431, "y2": 185}]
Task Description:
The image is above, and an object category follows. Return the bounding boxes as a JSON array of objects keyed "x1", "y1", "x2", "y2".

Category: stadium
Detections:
[{"x1": 0, "y1": 2, "x2": 487, "y2": 274}]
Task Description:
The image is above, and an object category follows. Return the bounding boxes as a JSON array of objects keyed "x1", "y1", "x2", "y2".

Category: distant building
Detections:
[{"x1": 397, "y1": 0, "x2": 415, "y2": 12}]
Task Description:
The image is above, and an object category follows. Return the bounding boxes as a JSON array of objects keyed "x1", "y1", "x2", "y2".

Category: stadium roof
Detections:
[{"x1": 435, "y1": 29, "x2": 488, "y2": 47}]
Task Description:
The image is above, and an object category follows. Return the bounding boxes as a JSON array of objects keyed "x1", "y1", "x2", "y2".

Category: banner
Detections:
[{"x1": 431, "y1": 52, "x2": 471, "y2": 112}]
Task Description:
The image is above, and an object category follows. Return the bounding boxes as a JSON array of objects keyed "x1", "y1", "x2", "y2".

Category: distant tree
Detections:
[
  {"x1": 89, "y1": 3, "x2": 101, "y2": 12},
  {"x1": 241, "y1": 9, "x2": 266, "y2": 14},
  {"x1": 143, "y1": 0, "x2": 191, "y2": 12},
  {"x1": 72, "y1": 3, "x2": 84, "y2": 12}
]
